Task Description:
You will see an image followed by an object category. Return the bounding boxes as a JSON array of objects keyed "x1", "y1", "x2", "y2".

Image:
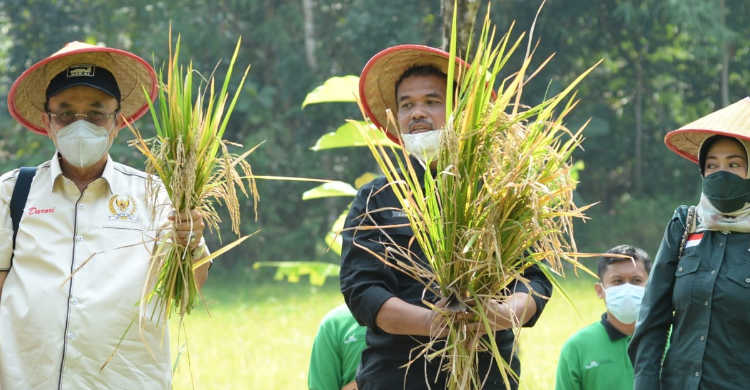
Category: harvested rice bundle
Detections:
[
  {"x1": 130, "y1": 32, "x2": 258, "y2": 328},
  {"x1": 353, "y1": 9, "x2": 598, "y2": 390}
]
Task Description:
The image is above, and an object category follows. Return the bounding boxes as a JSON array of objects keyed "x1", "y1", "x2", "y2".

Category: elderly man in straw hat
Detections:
[
  {"x1": 0, "y1": 42, "x2": 210, "y2": 388},
  {"x1": 339, "y1": 45, "x2": 553, "y2": 390},
  {"x1": 629, "y1": 97, "x2": 750, "y2": 390}
]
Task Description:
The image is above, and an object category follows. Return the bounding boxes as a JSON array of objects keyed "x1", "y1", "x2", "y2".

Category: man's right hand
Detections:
[{"x1": 375, "y1": 296, "x2": 482, "y2": 338}]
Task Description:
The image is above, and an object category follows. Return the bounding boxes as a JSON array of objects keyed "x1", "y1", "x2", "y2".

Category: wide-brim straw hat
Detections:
[
  {"x1": 359, "y1": 44, "x2": 471, "y2": 143},
  {"x1": 665, "y1": 97, "x2": 750, "y2": 163},
  {"x1": 8, "y1": 41, "x2": 157, "y2": 135}
]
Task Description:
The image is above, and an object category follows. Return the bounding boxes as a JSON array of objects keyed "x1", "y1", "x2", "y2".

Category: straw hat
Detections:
[
  {"x1": 8, "y1": 41, "x2": 157, "y2": 135},
  {"x1": 665, "y1": 97, "x2": 750, "y2": 163},
  {"x1": 359, "y1": 44, "x2": 470, "y2": 143}
]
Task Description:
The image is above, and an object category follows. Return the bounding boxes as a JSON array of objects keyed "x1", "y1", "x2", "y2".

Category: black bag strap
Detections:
[
  {"x1": 678, "y1": 205, "x2": 697, "y2": 260},
  {"x1": 10, "y1": 167, "x2": 37, "y2": 251}
]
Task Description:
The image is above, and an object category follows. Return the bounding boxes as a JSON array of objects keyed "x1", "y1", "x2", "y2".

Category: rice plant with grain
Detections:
[
  {"x1": 354, "y1": 9, "x2": 599, "y2": 390},
  {"x1": 129, "y1": 33, "x2": 259, "y2": 329}
]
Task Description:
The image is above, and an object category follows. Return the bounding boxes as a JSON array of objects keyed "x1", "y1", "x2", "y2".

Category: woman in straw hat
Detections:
[
  {"x1": 629, "y1": 97, "x2": 750, "y2": 389},
  {"x1": 0, "y1": 42, "x2": 210, "y2": 389},
  {"x1": 340, "y1": 44, "x2": 552, "y2": 390}
]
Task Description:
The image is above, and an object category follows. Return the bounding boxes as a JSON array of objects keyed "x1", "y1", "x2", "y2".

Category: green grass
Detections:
[
  {"x1": 170, "y1": 269, "x2": 603, "y2": 389},
  {"x1": 518, "y1": 272, "x2": 604, "y2": 389}
]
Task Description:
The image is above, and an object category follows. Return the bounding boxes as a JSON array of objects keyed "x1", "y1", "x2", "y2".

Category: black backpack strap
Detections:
[{"x1": 10, "y1": 167, "x2": 37, "y2": 252}]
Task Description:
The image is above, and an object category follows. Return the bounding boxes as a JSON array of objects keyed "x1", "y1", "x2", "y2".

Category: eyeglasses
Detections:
[{"x1": 47, "y1": 110, "x2": 119, "y2": 127}]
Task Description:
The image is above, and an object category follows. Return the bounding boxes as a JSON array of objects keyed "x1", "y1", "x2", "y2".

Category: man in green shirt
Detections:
[
  {"x1": 308, "y1": 304, "x2": 367, "y2": 390},
  {"x1": 555, "y1": 245, "x2": 651, "y2": 390}
]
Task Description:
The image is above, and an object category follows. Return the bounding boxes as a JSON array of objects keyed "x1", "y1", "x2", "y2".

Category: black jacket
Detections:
[{"x1": 340, "y1": 165, "x2": 553, "y2": 390}]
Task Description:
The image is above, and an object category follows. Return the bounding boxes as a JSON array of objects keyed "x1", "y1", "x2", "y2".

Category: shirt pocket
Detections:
[
  {"x1": 379, "y1": 217, "x2": 414, "y2": 245},
  {"x1": 99, "y1": 223, "x2": 154, "y2": 253},
  {"x1": 673, "y1": 254, "x2": 700, "y2": 310},
  {"x1": 726, "y1": 263, "x2": 750, "y2": 289},
  {"x1": 682, "y1": 244, "x2": 699, "y2": 258}
]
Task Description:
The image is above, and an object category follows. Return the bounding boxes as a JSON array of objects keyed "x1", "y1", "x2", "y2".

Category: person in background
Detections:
[
  {"x1": 308, "y1": 304, "x2": 367, "y2": 390},
  {"x1": 0, "y1": 41, "x2": 210, "y2": 389},
  {"x1": 555, "y1": 245, "x2": 651, "y2": 390},
  {"x1": 629, "y1": 97, "x2": 750, "y2": 389}
]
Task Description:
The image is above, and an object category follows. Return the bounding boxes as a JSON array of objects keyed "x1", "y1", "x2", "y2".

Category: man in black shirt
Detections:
[{"x1": 340, "y1": 45, "x2": 553, "y2": 390}]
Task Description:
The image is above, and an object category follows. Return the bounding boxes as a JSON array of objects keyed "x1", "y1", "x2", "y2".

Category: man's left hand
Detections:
[{"x1": 473, "y1": 293, "x2": 537, "y2": 335}]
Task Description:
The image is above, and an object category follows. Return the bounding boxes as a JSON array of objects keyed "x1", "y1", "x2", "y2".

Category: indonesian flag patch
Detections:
[{"x1": 685, "y1": 233, "x2": 704, "y2": 249}]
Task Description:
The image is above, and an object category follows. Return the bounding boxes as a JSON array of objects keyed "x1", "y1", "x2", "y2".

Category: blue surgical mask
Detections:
[{"x1": 603, "y1": 283, "x2": 645, "y2": 324}]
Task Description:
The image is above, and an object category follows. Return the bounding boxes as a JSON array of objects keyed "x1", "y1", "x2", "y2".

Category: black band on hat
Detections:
[{"x1": 45, "y1": 64, "x2": 121, "y2": 101}]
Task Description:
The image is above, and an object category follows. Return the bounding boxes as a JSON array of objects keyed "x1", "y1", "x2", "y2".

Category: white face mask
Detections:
[
  {"x1": 401, "y1": 130, "x2": 442, "y2": 163},
  {"x1": 603, "y1": 283, "x2": 645, "y2": 324},
  {"x1": 52, "y1": 120, "x2": 114, "y2": 168}
]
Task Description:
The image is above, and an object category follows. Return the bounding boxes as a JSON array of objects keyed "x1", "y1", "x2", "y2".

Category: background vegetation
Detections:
[
  {"x1": 1, "y1": 0, "x2": 748, "y2": 387},
  {"x1": 2, "y1": 0, "x2": 748, "y2": 266}
]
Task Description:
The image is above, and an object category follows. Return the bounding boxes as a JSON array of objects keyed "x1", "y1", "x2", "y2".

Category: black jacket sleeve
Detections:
[
  {"x1": 506, "y1": 262, "x2": 553, "y2": 327},
  {"x1": 339, "y1": 180, "x2": 400, "y2": 334}
]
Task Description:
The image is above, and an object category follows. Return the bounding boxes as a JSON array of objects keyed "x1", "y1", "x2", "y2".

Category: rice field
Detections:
[{"x1": 170, "y1": 267, "x2": 604, "y2": 390}]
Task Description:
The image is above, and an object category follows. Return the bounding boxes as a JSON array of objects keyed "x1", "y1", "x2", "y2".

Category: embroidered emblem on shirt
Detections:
[
  {"x1": 28, "y1": 206, "x2": 55, "y2": 215},
  {"x1": 685, "y1": 232, "x2": 704, "y2": 249},
  {"x1": 585, "y1": 360, "x2": 599, "y2": 370},
  {"x1": 343, "y1": 335, "x2": 358, "y2": 344},
  {"x1": 392, "y1": 211, "x2": 408, "y2": 218},
  {"x1": 108, "y1": 195, "x2": 140, "y2": 221}
]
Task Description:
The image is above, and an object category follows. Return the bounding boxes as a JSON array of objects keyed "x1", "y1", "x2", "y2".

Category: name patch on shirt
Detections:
[
  {"x1": 28, "y1": 206, "x2": 55, "y2": 215},
  {"x1": 392, "y1": 211, "x2": 408, "y2": 219},
  {"x1": 685, "y1": 232, "x2": 704, "y2": 249},
  {"x1": 108, "y1": 194, "x2": 140, "y2": 221}
]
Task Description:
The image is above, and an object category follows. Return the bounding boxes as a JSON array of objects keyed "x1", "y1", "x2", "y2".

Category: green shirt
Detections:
[
  {"x1": 308, "y1": 304, "x2": 367, "y2": 390},
  {"x1": 556, "y1": 313, "x2": 634, "y2": 390},
  {"x1": 629, "y1": 205, "x2": 750, "y2": 390}
]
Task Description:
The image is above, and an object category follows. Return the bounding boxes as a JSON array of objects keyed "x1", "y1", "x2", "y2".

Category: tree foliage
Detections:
[{"x1": 0, "y1": 0, "x2": 748, "y2": 269}]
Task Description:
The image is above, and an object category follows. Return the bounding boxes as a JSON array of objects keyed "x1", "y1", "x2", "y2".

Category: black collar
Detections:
[{"x1": 600, "y1": 312, "x2": 629, "y2": 341}]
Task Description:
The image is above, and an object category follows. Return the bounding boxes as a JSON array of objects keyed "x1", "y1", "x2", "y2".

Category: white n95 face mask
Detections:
[
  {"x1": 604, "y1": 283, "x2": 646, "y2": 324},
  {"x1": 53, "y1": 120, "x2": 114, "y2": 168},
  {"x1": 401, "y1": 130, "x2": 442, "y2": 163}
]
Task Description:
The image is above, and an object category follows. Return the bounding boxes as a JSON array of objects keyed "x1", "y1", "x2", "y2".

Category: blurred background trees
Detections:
[{"x1": 0, "y1": 0, "x2": 748, "y2": 274}]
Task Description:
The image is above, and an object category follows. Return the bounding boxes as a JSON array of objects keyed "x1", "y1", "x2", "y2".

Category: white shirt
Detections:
[{"x1": 0, "y1": 154, "x2": 171, "y2": 389}]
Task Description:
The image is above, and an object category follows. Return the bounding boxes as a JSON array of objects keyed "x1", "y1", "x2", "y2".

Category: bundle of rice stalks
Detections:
[
  {"x1": 354, "y1": 7, "x2": 598, "y2": 390},
  {"x1": 129, "y1": 31, "x2": 258, "y2": 326}
]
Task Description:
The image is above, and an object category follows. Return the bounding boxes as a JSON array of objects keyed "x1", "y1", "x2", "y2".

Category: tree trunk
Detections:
[
  {"x1": 635, "y1": 59, "x2": 643, "y2": 193},
  {"x1": 441, "y1": 0, "x2": 481, "y2": 52},
  {"x1": 302, "y1": 0, "x2": 317, "y2": 70},
  {"x1": 719, "y1": 0, "x2": 729, "y2": 107}
]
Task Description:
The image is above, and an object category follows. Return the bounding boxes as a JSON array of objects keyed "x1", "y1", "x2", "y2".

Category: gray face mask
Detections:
[
  {"x1": 702, "y1": 171, "x2": 750, "y2": 213},
  {"x1": 401, "y1": 130, "x2": 441, "y2": 163},
  {"x1": 53, "y1": 120, "x2": 114, "y2": 168}
]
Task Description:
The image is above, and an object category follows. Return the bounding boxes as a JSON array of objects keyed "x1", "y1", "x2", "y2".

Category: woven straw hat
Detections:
[
  {"x1": 665, "y1": 97, "x2": 750, "y2": 163},
  {"x1": 359, "y1": 44, "x2": 470, "y2": 143},
  {"x1": 8, "y1": 41, "x2": 157, "y2": 135}
]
